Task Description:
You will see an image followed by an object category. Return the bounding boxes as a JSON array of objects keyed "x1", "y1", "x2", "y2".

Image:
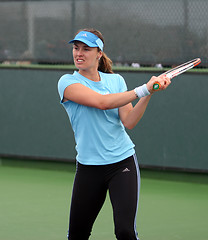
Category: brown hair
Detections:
[{"x1": 76, "y1": 28, "x2": 113, "y2": 74}]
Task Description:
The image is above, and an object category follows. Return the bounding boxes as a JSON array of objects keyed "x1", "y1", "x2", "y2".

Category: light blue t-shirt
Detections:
[{"x1": 58, "y1": 71, "x2": 135, "y2": 165}]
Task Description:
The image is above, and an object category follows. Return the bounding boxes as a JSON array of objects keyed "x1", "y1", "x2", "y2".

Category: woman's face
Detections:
[{"x1": 73, "y1": 41, "x2": 102, "y2": 71}]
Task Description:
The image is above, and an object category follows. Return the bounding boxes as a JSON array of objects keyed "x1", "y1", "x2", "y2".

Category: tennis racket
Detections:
[{"x1": 153, "y1": 58, "x2": 201, "y2": 90}]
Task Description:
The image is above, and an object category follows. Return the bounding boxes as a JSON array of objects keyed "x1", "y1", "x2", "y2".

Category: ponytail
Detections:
[{"x1": 98, "y1": 52, "x2": 113, "y2": 74}]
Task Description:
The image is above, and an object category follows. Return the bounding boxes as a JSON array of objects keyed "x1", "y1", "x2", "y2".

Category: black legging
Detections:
[{"x1": 67, "y1": 155, "x2": 140, "y2": 240}]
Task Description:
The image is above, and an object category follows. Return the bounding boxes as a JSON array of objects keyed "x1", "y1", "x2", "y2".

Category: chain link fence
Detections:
[{"x1": 0, "y1": 0, "x2": 207, "y2": 67}]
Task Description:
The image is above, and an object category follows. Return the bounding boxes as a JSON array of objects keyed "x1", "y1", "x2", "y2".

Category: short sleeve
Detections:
[
  {"x1": 117, "y1": 74, "x2": 128, "y2": 92},
  {"x1": 57, "y1": 74, "x2": 80, "y2": 102}
]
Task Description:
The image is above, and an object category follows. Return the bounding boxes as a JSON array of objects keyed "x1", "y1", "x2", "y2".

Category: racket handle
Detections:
[{"x1": 153, "y1": 81, "x2": 161, "y2": 91}]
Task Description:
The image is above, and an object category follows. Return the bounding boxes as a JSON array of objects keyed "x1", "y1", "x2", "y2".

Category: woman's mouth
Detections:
[{"x1": 77, "y1": 59, "x2": 84, "y2": 63}]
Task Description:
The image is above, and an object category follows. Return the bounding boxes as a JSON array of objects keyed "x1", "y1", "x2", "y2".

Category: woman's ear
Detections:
[{"x1": 97, "y1": 51, "x2": 103, "y2": 60}]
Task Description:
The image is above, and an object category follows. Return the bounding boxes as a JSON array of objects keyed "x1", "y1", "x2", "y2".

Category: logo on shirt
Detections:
[{"x1": 122, "y1": 168, "x2": 130, "y2": 173}]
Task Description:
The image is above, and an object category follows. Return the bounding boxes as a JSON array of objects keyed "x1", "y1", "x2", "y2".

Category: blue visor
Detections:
[{"x1": 69, "y1": 31, "x2": 104, "y2": 51}]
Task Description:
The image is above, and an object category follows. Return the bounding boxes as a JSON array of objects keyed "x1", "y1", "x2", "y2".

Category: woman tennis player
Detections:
[{"x1": 58, "y1": 28, "x2": 171, "y2": 240}]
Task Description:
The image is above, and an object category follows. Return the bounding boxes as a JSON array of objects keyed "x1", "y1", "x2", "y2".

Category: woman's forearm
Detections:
[
  {"x1": 101, "y1": 90, "x2": 137, "y2": 110},
  {"x1": 120, "y1": 95, "x2": 152, "y2": 129}
]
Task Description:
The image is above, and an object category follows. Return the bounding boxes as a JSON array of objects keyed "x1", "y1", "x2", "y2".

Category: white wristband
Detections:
[{"x1": 134, "y1": 84, "x2": 150, "y2": 98}]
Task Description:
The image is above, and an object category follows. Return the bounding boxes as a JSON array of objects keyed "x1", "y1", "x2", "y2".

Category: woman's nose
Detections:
[{"x1": 77, "y1": 49, "x2": 83, "y2": 56}]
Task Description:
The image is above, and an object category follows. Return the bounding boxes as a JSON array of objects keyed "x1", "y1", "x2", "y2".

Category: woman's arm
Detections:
[
  {"x1": 119, "y1": 95, "x2": 152, "y2": 129},
  {"x1": 63, "y1": 83, "x2": 137, "y2": 110},
  {"x1": 63, "y1": 75, "x2": 170, "y2": 112},
  {"x1": 119, "y1": 75, "x2": 171, "y2": 129}
]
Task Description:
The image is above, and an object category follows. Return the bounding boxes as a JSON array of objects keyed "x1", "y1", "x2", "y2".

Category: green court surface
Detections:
[{"x1": 0, "y1": 158, "x2": 208, "y2": 240}]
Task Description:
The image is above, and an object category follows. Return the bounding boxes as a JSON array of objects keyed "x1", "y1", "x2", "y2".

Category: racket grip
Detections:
[{"x1": 153, "y1": 81, "x2": 161, "y2": 91}]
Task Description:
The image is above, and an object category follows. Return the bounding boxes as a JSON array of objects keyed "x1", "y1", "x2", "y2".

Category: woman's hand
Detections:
[{"x1": 146, "y1": 74, "x2": 171, "y2": 94}]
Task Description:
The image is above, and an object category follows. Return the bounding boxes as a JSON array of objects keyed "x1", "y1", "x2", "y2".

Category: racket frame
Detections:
[{"x1": 153, "y1": 58, "x2": 201, "y2": 90}]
